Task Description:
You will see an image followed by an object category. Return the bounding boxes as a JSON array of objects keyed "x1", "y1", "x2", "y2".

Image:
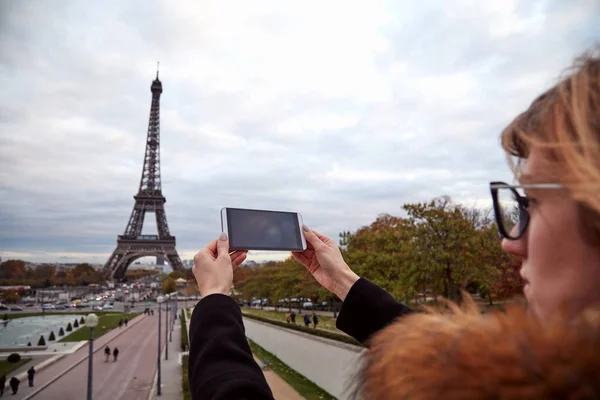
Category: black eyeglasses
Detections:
[{"x1": 490, "y1": 181, "x2": 564, "y2": 240}]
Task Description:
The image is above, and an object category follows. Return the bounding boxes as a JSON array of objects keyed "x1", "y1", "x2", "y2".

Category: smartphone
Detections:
[{"x1": 221, "y1": 207, "x2": 307, "y2": 251}]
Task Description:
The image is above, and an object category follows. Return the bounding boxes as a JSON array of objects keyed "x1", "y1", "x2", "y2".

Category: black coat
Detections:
[{"x1": 188, "y1": 278, "x2": 412, "y2": 399}]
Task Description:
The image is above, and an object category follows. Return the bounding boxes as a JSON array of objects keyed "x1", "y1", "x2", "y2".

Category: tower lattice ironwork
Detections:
[{"x1": 103, "y1": 70, "x2": 184, "y2": 280}]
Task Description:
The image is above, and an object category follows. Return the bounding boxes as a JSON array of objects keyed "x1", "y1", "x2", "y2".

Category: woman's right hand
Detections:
[{"x1": 292, "y1": 225, "x2": 360, "y2": 301}]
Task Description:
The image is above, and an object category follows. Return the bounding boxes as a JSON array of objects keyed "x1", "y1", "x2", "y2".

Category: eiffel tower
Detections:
[{"x1": 103, "y1": 68, "x2": 184, "y2": 280}]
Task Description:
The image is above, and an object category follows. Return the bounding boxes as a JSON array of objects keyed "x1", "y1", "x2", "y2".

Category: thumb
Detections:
[
  {"x1": 217, "y1": 232, "x2": 230, "y2": 258},
  {"x1": 302, "y1": 225, "x2": 325, "y2": 251}
]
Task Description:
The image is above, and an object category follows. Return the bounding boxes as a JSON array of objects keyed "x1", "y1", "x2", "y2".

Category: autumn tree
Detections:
[{"x1": 162, "y1": 277, "x2": 176, "y2": 294}]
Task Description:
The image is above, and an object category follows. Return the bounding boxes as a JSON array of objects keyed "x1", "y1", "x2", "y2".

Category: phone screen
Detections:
[{"x1": 224, "y1": 208, "x2": 304, "y2": 251}]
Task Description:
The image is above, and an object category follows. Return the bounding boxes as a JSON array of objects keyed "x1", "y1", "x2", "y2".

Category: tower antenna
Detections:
[{"x1": 156, "y1": 61, "x2": 160, "y2": 79}]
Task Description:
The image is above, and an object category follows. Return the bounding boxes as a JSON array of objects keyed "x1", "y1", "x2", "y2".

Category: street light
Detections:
[
  {"x1": 156, "y1": 295, "x2": 164, "y2": 396},
  {"x1": 170, "y1": 295, "x2": 175, "y2": 342},
  {"x1": 85, "y1": 313, "x2": 99, "y2": 400},
  {"x1": 164, "y1": 294, "x2": 170, "y2": 360}
]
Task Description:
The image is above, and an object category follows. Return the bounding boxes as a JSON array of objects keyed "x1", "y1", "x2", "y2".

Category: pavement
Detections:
[
  {"x1": 253, "y1": 356, "x2": 304, "y2": 400},
  {"x1": 9, "y1": 313, "x2": 150, "y2": 399},
  {"x1": 150, "y1": 311, "x2": 182, "y2": 400}
]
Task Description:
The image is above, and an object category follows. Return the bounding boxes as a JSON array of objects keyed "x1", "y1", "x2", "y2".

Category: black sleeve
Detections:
[
  {"x1": 188, "y1": 294, "x2": 274, "y2": 400},
  {"x1": 336, "y1": 278, "x2": 414, "y2": 346}
]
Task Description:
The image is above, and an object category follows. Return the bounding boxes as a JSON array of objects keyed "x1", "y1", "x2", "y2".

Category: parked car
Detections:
[
  {"x1": 42, "y1": 304, "x2": 54, "y2": 310},
  {"x1": 0, "y1": 304, "x2": 9, "y2": 311},
  {"x1": 54, "y1": 305, "x2": 67, "y2": 310},
  {"x1": 93, "y1": 305, "x2": 103, "y2": 311},
  {"x1": 9, "y1": 306, "x2": 24, "y2": 311},
  {"x1": 102, "y1": 304, "x2": 114, "y2": 310}
]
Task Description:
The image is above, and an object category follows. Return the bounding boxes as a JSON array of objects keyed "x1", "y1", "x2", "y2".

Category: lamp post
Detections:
[
  {"x1": 170, "y1": 295, "x2": 175, "y2": 342},
  {"x1": 85, "y1": 313, "x2": 99, "y2": 400},
  {"x1": 156, "y1": 295, "x2": 164, "y2": 396},
  {"x1": 164, "y1": 294, "x2": 170, "y2": 360}
]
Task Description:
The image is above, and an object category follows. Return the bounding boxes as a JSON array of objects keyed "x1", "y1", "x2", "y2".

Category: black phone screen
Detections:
[{"x1": 225, "y1": 208, "x2": 303, "y2": 251}]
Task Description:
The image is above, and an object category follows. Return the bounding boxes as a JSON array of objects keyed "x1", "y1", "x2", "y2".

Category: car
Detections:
[
  {"x1": 102, "y1": 304, "x2": 114, "y2": 310},
  {"x1": 9, "y1": 306, "x2": 24, "y2": 311},
  {"x1": 0, "y1": 304, "x2": 9, "y2": 311},
  {"x1": 93, "y1": 305, "x2": 103, "y2": 311},
  {"x1": 54, "y1": 305, "x2": 67, "y2": 310}
]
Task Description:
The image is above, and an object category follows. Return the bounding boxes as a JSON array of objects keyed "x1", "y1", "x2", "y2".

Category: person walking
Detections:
[
  {"x1": 290, "y1": 311, "x2": 296, "y2": 324},
  {"x1": 113, "y1": 347, "x2": 119, "y2": 362},
  {"x1": 104, "y1": 346, "x2": 111, "y2": 362},
  {"x1": 27, "y1": 366, "x2": 35, "y2": 387},
  {"x1": 0, "y1": 375, "x2": 6, "y2": 397},
  {"x1": 303, "y1": 314, "x2": 310, "y2": 327},
  {"x1": 118, "y1": 319, "x2": 123, "y2": 329},
  {"x1": 312, "y1": 312, "x2": 318, "y2": 329},
  {"x1": 124, "y1": 319, "x2": 128, "y2": 327},
  {"x1": 285, "y1": 312, "x2": 291, "y2": 324},
  {"x1": 8, "y1": 377, "x2": 19, "y2": 395}
]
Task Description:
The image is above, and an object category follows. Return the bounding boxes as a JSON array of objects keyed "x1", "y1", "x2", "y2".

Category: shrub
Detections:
[
  {"x1": 59, "y1": 327, "x2": 65, "y2": 336},
  {"x1": 48, "y1": 331, "x2": 56, "y2": 341},
  {"x1": 74, "y1": 320, "x2": 79, "y2": 328},
  {"x1": 27, "y1": 342, "x2": 31, "y2": 347},
  {"x1": 181, "y1": 314, "x2": 189, "y2": 352},
  {"x1": 38, "y1": 335, "x2": 46, "y2": 346},
  {"x1": 241, "y1": 313, "x2": 362, "y2": 346},
  {"x1": 66, "y1": 323, "x2": 72, "y2": 332},
  {"x1": 80, "y1": 317, "x2": 85, "y2": 324},
  {"x1": 7, "y1": 353, "x2": 21, "y2": 363}
]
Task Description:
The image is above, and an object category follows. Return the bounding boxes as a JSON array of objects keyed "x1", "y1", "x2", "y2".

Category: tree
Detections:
[
  {"x1": 2, "y1": 292, "x2": 21, "y2": 304},
  {"x1": 80, "y1": 317, "x2": 85, "y2": 324},
  {"x1": 162, "y1": 277, "x2": 176, "y2": 294},
  {"x1": 59, "y1": 327, "x2": 65, "y2": 336},
  {"x1": 48, "y1": 331, "x2": 56, "y2": 341},
  {"x1": 74, "y1": 320, "x2": 79, "y2": 328},
  {"x1": 66, "y1": 323, "x2": 72, "y2": 332},
  {"x1": 38, "y1": 335, "x2": 46, "y2": 346},
  {"x1": 0, "y1": 260, "x2": 27, "y2": 279}
]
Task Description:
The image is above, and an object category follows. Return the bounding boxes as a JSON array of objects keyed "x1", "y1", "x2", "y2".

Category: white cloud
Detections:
[{"x1": 0, "y1": 0, "x2": 598, "y2": 264}]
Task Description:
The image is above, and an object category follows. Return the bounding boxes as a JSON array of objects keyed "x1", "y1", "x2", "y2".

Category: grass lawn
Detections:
[
  {"x1": 248, "y1": 339, "x2": 335, "y2": 400},
  {"x1": 242, "y1": 308, "x2": 339, "y2": 333},
  {"x1": 59, "y1": 313, "x2": 140, "y2": 342},
  {"x1": 0, "y1": 358, "x2": 31, "y2": 376}
]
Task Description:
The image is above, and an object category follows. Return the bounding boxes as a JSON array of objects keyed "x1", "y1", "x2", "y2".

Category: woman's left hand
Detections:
[{"x1": 193, "y1": 232, "x2": 247, "y2": 297}]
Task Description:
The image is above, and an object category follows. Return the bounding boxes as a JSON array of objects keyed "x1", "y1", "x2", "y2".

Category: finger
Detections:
[
  {"x1": 230, "y1": 250, "x2": 247, "y2": 260},
  {"x1": 204, "y1": 239, "x2": 219, "y2": 259},
  {"x1": 311, "y1": 230, "x2": 333, "y2": 245},
  {"x1": 232, "y1": 253, "x2": 247, "y2": 270},
  {"x1": 216, "y1": 232, "x2": 230, "y2": 258},
  {"x1": 291, "y1": 251, "x2": 310, "y2": 267},
  {"x1": 302, "y1": 225, "x2": 326, "y2": 251}
]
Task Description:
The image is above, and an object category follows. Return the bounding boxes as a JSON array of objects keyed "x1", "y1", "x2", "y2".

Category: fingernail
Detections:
[
  {"x1": 219, "y1": 232, "x2": 228, "y2": 241},
  {"x1": 302, "y1": 224, "x2": 310, "y2": 232}
]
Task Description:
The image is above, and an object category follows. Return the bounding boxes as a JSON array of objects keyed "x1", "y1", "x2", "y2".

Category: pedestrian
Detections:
[
  {"x1": 113, "y1": 347, "x2": 119, "y2": 362},
  {"x1": 27, "y1": 366, "x2": 35, "y2": 387},
  {"x1": 285, "y1": 312, "x2": 290, "y2": 324},
  {"x1": 118, "y1": 319, "x2": 123, "y2": 329},
  {"x1": 312, "y1": 312, "x2": 318, "y2": 329},
  {"x1": 125, "y1": 319, "x2": 128, "y2": 327},
  {"x1": 188, "y1": 47, "x2": 600, "y2": 399},
  {"x1": 8, "y1": 377, "x2": 19, "y2": 395},
  {"x1": 151, "y1": 309, "x2": 154, "y2": 316},
  {"x1": 303, "y1": 314, "x2": 310, "y2": 327},
  {"x1": 290, "y1": 311, "x2": 296, "y2": 324},
  {"x1": 0, "y1": 374, "x2": 5, "y2": 397},
  {"x1": 104, "y1": 346, "x2": 111, "y2": 362}
]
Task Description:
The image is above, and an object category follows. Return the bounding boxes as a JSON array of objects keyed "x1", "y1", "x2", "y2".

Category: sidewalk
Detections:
[
  {"x1": 13, "y1": 313, "x2": 146, "y2": 400},
  {"x1": 253, "y1": 356, "x2": 304, "y2": 400},
  {"x1": 151, "y1": 312, "x2": 182, "y2": 400}
]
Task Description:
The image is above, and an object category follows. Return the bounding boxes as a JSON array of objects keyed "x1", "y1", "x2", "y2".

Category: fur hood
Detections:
[{"x1": 358, "y1": 298, "x2": 600, "y2": 399}]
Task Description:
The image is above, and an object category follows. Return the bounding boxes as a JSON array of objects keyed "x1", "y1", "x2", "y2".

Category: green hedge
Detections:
[
  {"x1": 182, "y1": 355, "x2": 191, "y2": 400},
  {"x1": 180, "y1": 310, "x2": 189, "y2": 352},
  {"x1": 242, "y1": 313, "x2": 362, "y2": 347}
]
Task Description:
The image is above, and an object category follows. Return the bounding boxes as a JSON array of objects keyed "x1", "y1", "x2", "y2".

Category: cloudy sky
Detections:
[{"x1": 0, "y1": 0, "x2": 598, "y2": 266}]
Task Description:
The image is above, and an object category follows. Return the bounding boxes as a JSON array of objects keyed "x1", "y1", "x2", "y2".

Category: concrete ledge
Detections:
[{"x1": 0, "y1": 346, "x2": 48, "y2": 352}]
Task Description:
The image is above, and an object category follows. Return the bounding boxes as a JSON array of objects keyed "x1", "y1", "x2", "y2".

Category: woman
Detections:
[{"x1": 188, "y1": 49, "x2": 600, "y2": 399}]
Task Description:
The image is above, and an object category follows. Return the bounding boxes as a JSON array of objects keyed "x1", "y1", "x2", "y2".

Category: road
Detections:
[{"x1": 17, "y1": 313, "x2": 165, "y2": 400}]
